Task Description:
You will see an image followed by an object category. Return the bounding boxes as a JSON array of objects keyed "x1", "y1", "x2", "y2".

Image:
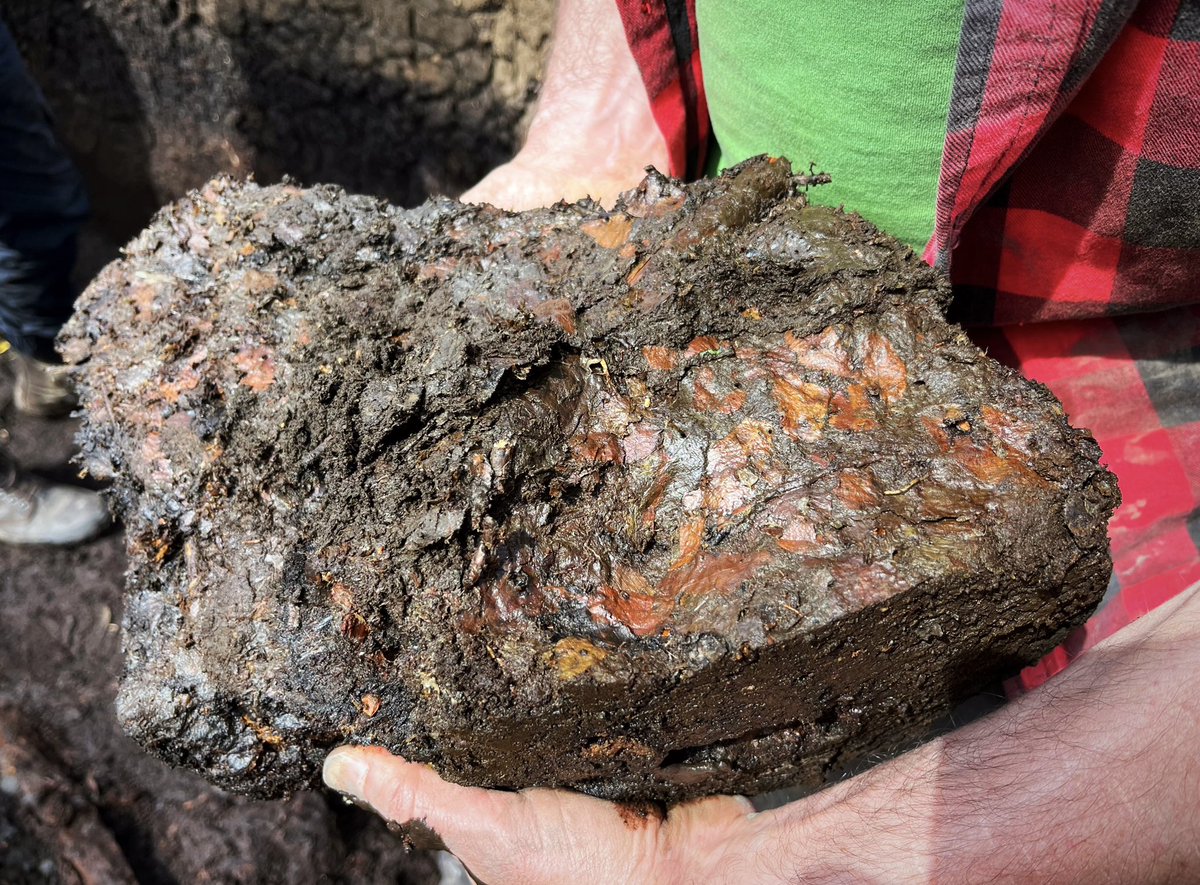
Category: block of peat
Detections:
[{"x1": 62, "y1": 158, "x2": 1118, "y2": 803}]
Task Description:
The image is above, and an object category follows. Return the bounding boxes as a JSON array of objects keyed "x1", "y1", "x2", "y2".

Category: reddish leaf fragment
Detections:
[
  {"x1": 234, "y1": 346, "x2": 276, "y2": 392},
  {"x1": 581, "y1": 214, "x2": 633, "y2": 249},
  {"x1": 531, "y1": 297, "x2": 577, "y2": 334}
]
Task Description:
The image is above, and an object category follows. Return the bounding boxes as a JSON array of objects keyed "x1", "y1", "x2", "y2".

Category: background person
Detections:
[{"x1": 0, "y1": 17, "x2": 109, "y2": 546}]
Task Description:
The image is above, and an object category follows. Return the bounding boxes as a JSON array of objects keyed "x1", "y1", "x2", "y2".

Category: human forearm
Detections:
[
  {"x1": 520, "y1": 0, "x2": 664, "y2": 167},
  {"x1": 462, "y1": 0, "x2": 668, "y2": 209},
  {"x1": 711, "y1": 584, "x2": 1200, "y2": 884}
]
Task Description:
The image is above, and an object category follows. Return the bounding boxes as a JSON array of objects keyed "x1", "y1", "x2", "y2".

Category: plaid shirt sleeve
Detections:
[
  {"x1": 935, "y1": 0, "x2": 1200, "y2": 325},
  {"x1": 615, "y1": 0, "x2": 709, "y2": 180},
  {"x1": 971, "y1": 308, "x2": 1200, "y2": 693}
]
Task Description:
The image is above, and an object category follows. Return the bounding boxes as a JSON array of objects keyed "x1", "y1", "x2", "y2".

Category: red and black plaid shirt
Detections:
[{"x1": 617, "y1": 0, "x2": 1200, "y2": 690}]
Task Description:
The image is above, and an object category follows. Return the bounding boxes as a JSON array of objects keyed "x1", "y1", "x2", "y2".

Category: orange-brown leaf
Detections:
[
  {"x1": 862, "y1": 332, "x2": 908, "y2": 403},
  {"x1": 642, "y1": 346, "x2": 677, "y2": 371},
  {"x1": 828, "y1": 384, "x2": 879, "y2": 432},
  {"x1": 531, "y1": 298, "x2": 577, "y2": 334},
  {"x1": 785, "y1": 327, "x2": 852, "y2": 376},
  {"x1": 692, "y1": 367, "x2": 747, "y2": 414},
  {"x1": 591, "y1": 565, "x2": 673, "y2": 637},
  {"x1": 670, "y1": 514, "x2": 706, "y2": 571},
  {"x1": 234, "y1": 346, "x2": 276, "y2": 392},
  {"x1": 582, "y1": 214, "x2": 634, "y2": 249},
  {"x1": 773, "y1": 378, "x2": 828, "y2": 434}
]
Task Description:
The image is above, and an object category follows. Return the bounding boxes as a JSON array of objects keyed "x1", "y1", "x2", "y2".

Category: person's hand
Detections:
[
  {"x1": 325, "y1": 583, "x2": 1200, "y2": 884},
  {"x1": 459, "y1": 0, "x2": 669, "y2": 211},
  {"x1": 323, "y1": 748, "x2": 752, "y2": 883}
]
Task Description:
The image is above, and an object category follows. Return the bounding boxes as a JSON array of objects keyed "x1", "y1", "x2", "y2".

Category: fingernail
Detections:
[{"x1": 323, "y1": 747, "x2": 370, "y2": 797}]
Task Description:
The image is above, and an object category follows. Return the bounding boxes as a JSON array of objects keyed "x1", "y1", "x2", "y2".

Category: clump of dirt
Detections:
[{"x1": 63, "y1": 157, "x2": 1118, "y2": 805}]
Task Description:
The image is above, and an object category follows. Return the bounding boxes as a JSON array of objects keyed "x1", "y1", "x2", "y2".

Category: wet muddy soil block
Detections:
[{"x1": 62, "y1": 158, "x2": 1118, "y2": 804}]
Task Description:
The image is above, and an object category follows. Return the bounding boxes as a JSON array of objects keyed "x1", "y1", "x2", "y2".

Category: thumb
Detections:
[{"x1": 323, "y1": 745, "x2": 675, "y2": 884}]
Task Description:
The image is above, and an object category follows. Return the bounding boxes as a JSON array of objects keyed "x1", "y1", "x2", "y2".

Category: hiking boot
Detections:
[
  {"x1": 0, "y1": 448, "x2": 109, "y2": 545},
  {"x1": 1, "y1": 341, "x2": 77, "y2": 418}
]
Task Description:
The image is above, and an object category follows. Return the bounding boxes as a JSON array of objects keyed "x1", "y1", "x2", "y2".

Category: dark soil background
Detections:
[
  {"x1": 6, "y1": 0, "x2": 552, "y2": 277},
  {"x1": 1, "y1": 0, "x2": 550, "y2": 880}
]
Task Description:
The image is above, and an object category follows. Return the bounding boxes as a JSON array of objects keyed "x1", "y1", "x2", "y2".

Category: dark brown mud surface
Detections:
[{"x1": 65, "y1": 158, "x2": 1118, "y2": 806}]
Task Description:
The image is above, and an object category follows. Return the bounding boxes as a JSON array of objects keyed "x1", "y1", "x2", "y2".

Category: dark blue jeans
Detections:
[{"x1": 0, "y1": 19, "x2": 88, "y2": 362}]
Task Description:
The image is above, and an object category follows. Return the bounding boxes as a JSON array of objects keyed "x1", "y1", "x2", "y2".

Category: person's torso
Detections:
[{"x1": 696, "y1": 0, "x2": 965, "y2": 250}]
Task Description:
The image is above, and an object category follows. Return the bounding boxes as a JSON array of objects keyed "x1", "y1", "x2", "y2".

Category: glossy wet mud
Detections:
[{"x1": 63, "y1": 158, "x2": 1118, "y2": 803}]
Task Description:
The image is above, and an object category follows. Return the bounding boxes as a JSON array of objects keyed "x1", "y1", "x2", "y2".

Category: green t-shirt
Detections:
[{"x1": 696, "y1": 1, "x2": 965, "y2": 250}]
